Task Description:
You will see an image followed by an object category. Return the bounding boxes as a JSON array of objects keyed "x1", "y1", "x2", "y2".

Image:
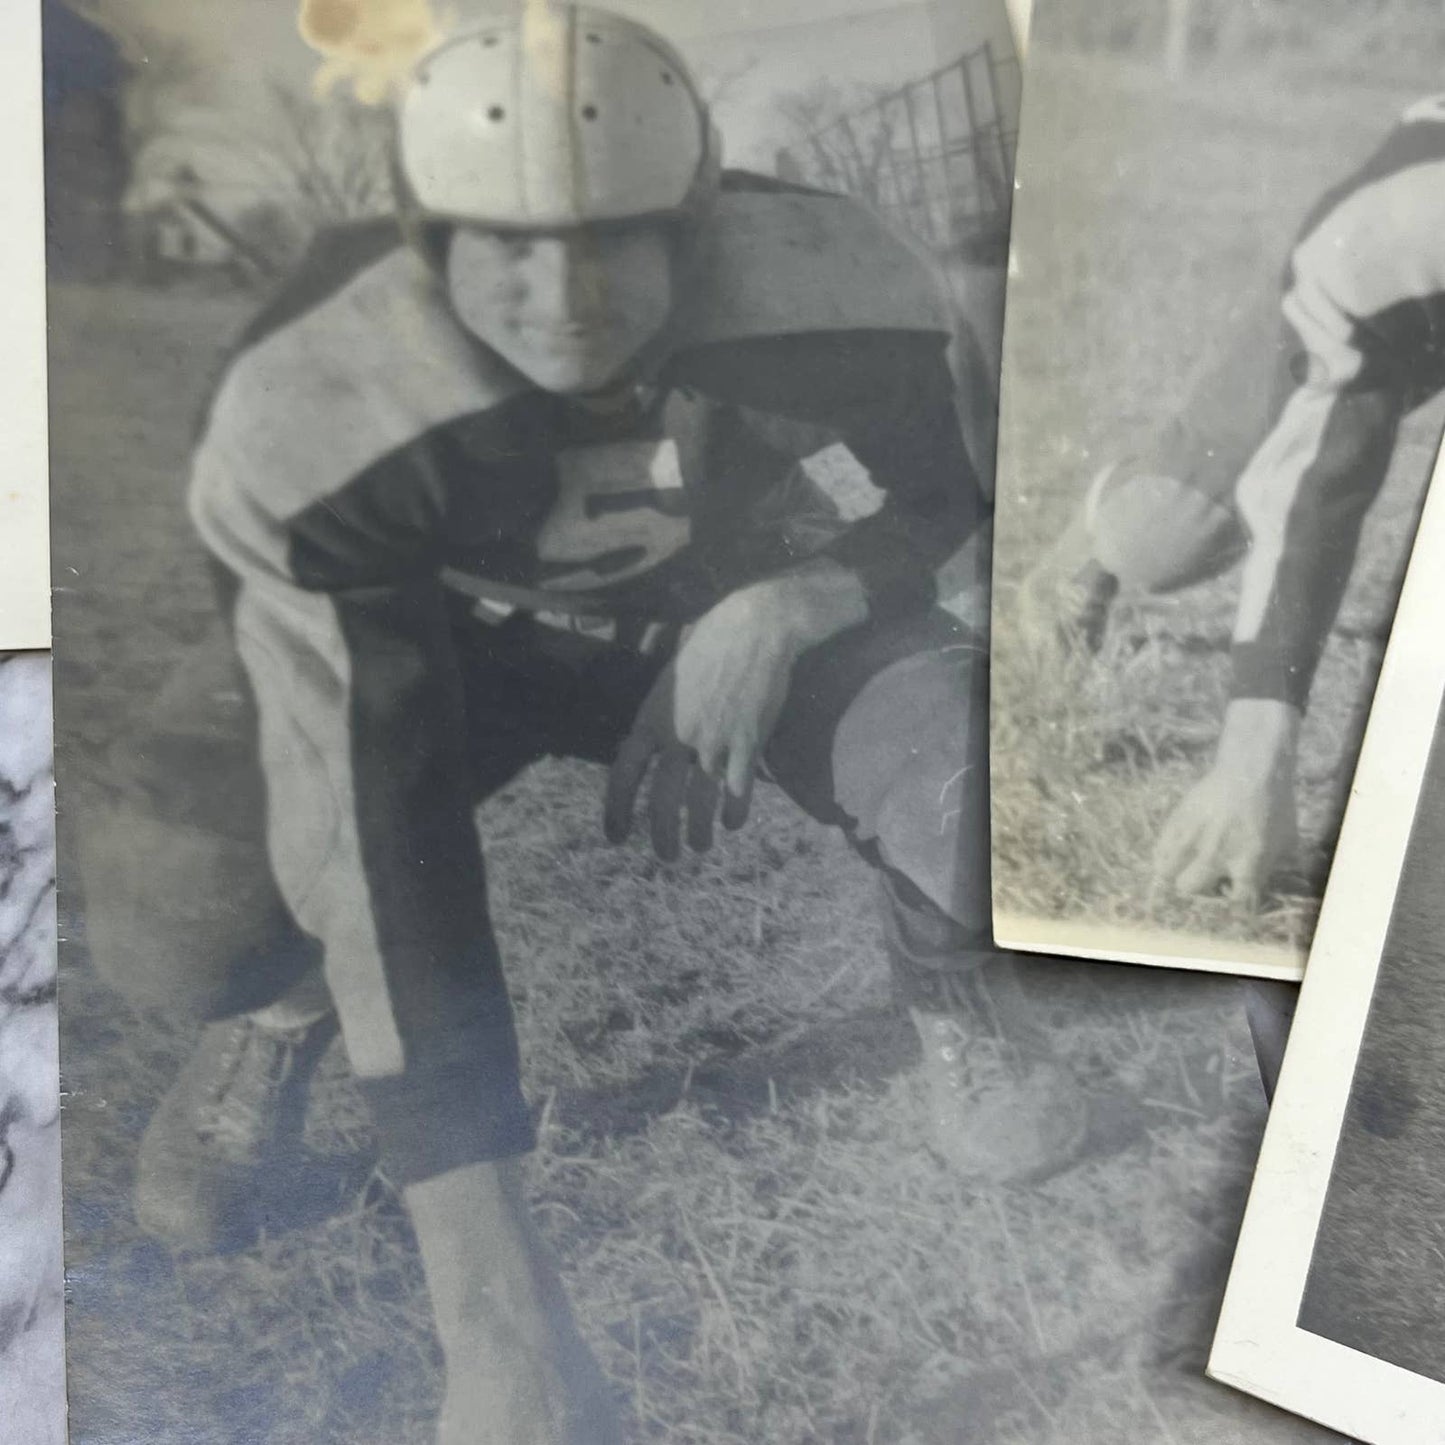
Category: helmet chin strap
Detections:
[{"x1": 570, "y1": 375, "x2": 654, "y2": 414}]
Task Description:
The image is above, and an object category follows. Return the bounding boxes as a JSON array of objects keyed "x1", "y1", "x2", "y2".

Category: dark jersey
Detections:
[
  {"x1": 1232, "y1": 100, "x2": 1445, "y2": 706},
  {"x1": 195, "y1": 177, "x2": 980, "y2": 628},
  {"x1": 187, "y1": 178, "x2": 979, "y2": 1082}
]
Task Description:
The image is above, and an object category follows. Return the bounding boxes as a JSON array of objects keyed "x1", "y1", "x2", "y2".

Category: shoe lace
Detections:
[
  {"x1": 920, "y1": 1014, "x2": 1017, "y2": 1096},
  {"x1": 194, "y1": 1021, "x2": 304, "y2": 1153}
]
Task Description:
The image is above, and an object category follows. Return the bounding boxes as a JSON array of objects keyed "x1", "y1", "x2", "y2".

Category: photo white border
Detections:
[
  {"x1": 0, "y1": 0, "x2": 52, "y2": 651},
  {"x1": 996, "y1": 915, "x2": 1305, "y2": 982},
  {"x1": 1209, "y1": 443, "x2": 1445, "y2": 1444}
]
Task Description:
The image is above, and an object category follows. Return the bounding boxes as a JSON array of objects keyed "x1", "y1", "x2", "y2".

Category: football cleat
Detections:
[
  {"x1": 134, "y1": 1013, "x2": 332, "y2": 1253},
  {"x1": 910, "y1": 1009, "x2": 1090, "y2": 1186}
]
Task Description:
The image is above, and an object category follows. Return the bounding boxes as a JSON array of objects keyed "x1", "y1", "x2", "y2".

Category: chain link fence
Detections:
[{"x1": 776, "y1": 41, "x2": 1019, "y2": 258}]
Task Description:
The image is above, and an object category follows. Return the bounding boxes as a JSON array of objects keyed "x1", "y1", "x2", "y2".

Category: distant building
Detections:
[
  {"x1": 124, "y1": 163, "x2": 277, "y2": 285},
  {"x1": 43, "y1": 1, "x2": 126, "y2": 281},
  {"x1": 45, "y1": 1, "x2": 285, "y2": 287}
]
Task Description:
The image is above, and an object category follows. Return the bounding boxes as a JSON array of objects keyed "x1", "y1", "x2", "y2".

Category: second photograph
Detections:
[{"x1": 992, "y1": 0, "x2": 1445, "y2": 976}]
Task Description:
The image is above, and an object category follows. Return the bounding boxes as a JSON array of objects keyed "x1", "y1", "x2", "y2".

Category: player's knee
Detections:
[
  {"x1": 870, "y1": 745, "x2": 988, "y2": 930},
  {"x1": 825, "y1": 638, "x2": 987, "y2": 928},
  {"x1": 78, "y1": 804, "x2": 306, "y2": 1025},
  {"x1": 1089, "y1": 464, "x2": 1247, "y2": 593}
]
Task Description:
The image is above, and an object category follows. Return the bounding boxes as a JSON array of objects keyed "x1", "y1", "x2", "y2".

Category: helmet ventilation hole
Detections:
[
  {"x1": 585, "y1": 31, "x2": 601, "y2": 43},
  {"x1": 582, "y1": 104, "x2": 598, "y2": 120},
  {"x1": 482, "y1": 34, "x2": 498, "y2": 47},
  {"x1": 488, "y1": 105, "x2": 506, "y2": 122},
  {"x1": 661, "y1": 71, "x2": 673, "y2": 84}
]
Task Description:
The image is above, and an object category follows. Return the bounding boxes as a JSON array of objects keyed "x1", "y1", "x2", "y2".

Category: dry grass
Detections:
[
  {"x1": 50, "y1": 279, "x2": 1336, "y2": 1443},
  {"x1": 991, "y1": 56, "x2": 1444, "y2": 956}
]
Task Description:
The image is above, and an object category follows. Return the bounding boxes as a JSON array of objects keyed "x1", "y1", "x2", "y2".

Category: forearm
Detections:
[
  {"x1": 1230, "y1": 383, "x2": 1401, "y2": 708},
  {"x1": 1214, "y1": 696, "x2": 1301, "y2": 775},
  {"x1": 738, "y1": 502, "x2": 989, "y2": 659},
  {"x1": 820, "y1": 333, "x2": 987, "y2": 623},
  {"x1": 817, "y1": 479, "x2": 981, "y2": 620},
  {"x1": 736, "y1": 557, "x2": 869, "y2": 656}
]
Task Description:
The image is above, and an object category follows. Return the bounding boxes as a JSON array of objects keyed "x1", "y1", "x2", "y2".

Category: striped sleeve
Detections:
[
  {"x1": 1229, "y1": 103, "x2": 1445, "y2": 707},
  {"x1": 188, "y1": 249, "x2": 538, "y2": 1179},
  {"x1": 674, "y1": 329, "x2": 985, "y2": 621}
]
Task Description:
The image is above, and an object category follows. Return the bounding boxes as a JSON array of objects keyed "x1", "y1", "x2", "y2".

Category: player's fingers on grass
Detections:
[
  {"x1": 1152, "y1": 798, "x2": 1227, "y2": 895},
  {"x1": 1173, "y1": 827, "x2": 1231, "y2": 896},
  {"x1": 603, "y1": 728, "x2": 657, "y2": 843},
  {"x1": 648, "y1": 744, "x2": 693, "y2": 862},
  {"x1": 1226, "y1": 875, "x2": 1263, "y2": 911},
  {"x1": 1224, "y1": 845, "x2": 1266, "y2": 909},
  {"x1": 721, "y1": 768, "x2": 755, "y2": 831},
  {"x1": 685, "y1": 767, "x2": 719, "y2": 853},
  {"x1": 1150, "y1": 803, "x2": 1202, "y2": 887}
]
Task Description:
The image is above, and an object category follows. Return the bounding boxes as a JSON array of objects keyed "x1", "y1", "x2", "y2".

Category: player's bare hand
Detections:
[
  {"x1": 1151, "y1": 698, "x2": 1302, "y2": 906},
  {"x1": 673, "y1": 588, "x2": 798, "y2": 796},
  {"x1": 604, "y1": 587, "x2": 797, "y2": 857}
]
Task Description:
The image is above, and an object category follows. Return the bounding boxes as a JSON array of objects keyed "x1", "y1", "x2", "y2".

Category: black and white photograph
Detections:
[
  {"x1": 1212, "y1": 446, "x2": 1445, "y2": 1445},
  {"x1": 990, "y1": 0, "x2": 1445, "y2": 976},
  {"x1": 47, "y1": 0, "x2": 1346, "y2": 1441}
]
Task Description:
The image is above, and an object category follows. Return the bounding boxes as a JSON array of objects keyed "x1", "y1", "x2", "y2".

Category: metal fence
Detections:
[{"x1": 777, "y1": 41, "x2": 1019, "y2": 256}]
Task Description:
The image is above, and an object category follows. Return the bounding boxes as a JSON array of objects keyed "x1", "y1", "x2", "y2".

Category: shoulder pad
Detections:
[
  {"x1": 679, "y1": 189, "x2": 950, "y2": 348},
  {"x1": 200, "y1": 247, "x2": 524, "y2": 520}
]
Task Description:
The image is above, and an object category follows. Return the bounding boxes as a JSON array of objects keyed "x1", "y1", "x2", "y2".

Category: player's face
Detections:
[{"x1": 445, "y1": 224, "x2": 674, "y2": 394}]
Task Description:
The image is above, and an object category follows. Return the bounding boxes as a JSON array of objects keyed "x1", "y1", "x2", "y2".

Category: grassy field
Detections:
[
  {"x1": 50, "y1": 280, "x2": 1342, "y2": 1444},
  {"x1": 991, "y1": 56, "x2": 1445, "y2": 962}
]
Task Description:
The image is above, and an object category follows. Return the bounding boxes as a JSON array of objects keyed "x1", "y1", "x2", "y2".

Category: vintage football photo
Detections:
[
  {"x1": 45, "y1": 0, "x2": 1345, "y2": 1440},
  {"x1": 992, "y1": 0, "x2": 1445, "y2": 977}
]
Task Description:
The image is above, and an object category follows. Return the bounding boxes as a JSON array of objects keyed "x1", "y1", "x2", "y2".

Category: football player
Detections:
[
  {"x1": 82, "y1": 8, "x2": 1077, "y2": 1441},
  {"x1": 1020, "y1": 97, "x2": 1445, "y2": 904}
]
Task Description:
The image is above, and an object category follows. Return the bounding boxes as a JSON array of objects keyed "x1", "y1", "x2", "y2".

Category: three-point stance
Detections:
[
  {"x1": 1023, "y1": 96, "x2": 1445, "y2": 904},
  {"x1": 86, "y1": 9, "x2": 1079, "y2": 1441}
]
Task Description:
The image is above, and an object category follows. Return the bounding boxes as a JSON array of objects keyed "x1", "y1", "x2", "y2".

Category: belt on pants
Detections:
[{"x1": 440, "y1": 566, "x2": 679, "y2": 653}]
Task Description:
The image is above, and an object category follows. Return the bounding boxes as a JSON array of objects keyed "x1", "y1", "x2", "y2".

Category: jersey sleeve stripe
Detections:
[
  {"x1": 231, "y1": 579, "x2": 408, "y2": 1079},
  {"x1": 1231, "y1": 386, "x2": 1403, "y2": 706},
  {"x1": 1291, "y1": 111, "x2": 1445, "y2": 252},
  {"x1": 193, "y1": 247, "x2": 525, "y2": 533}
]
